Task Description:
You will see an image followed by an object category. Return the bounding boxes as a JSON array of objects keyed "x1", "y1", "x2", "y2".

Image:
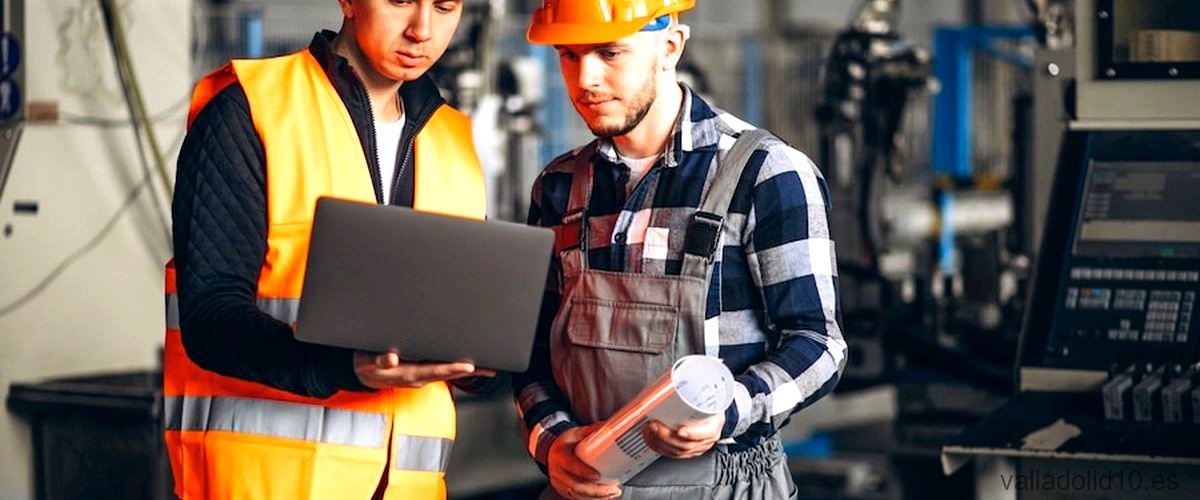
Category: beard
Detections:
[{"x1": 579, "y1": 70, "x2": 658, "y2": 139}]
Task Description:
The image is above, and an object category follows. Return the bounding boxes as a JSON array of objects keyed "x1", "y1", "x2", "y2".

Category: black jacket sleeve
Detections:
[{"x1": 172, "y1": 84, "x2": 369, "y2": 397}]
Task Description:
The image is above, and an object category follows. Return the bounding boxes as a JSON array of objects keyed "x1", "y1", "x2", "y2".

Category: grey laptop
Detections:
[{"x1": 294, "y1": 197, "x2": 553, "y2": 372}]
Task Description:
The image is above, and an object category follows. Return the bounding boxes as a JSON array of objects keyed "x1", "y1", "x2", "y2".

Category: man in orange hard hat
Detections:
[{"x1": 513, "y1": 1, "x2": 847, "y2": 499}]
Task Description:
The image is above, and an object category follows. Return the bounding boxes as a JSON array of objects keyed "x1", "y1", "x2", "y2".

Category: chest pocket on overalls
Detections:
[
  {"x1": 553, "y1": 264, "x2": 706, "y2": 423},
  {"x1": 567, "y1": 298, "x2": 679, "y2": 352},
  {"x1": 565, "y1": 297, "x2": 680, "y2": 395}
]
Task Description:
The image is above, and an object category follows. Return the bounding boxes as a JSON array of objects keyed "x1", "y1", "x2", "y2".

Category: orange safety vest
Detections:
[{"x1": 164, "y1": 49, "x2": 485, "y2": 500}]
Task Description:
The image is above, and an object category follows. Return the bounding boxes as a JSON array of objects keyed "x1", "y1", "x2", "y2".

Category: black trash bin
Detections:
[{"x1": 6, "y1": 370, "x2": 173, "y2": 500}]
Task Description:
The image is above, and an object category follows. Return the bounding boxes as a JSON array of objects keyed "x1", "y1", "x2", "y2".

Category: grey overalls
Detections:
[{"x1": 543, "y1": 130, "x2": 798, "y2": 500}]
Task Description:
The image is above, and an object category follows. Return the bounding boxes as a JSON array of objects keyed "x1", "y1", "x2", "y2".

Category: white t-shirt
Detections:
[
  {"x1": 374, "y1": 115, "x2": 407, "y2": 204},
  {"x1": 616, "y1": 151, "x2": 661, "y2": 196}
]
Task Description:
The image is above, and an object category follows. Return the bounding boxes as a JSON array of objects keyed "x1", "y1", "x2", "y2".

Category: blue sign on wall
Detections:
[{"x1": 0, "y1": 33, "x2": 19, "y2": 79}]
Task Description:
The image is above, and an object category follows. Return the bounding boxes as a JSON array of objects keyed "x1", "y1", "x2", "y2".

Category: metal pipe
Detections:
[{"x1": 883, "y1": 189, "x2": 1014, "y2": 243}]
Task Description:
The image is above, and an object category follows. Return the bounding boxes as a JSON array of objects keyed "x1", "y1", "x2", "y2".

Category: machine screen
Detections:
[{"x1": 1074, "y1": 161, "x2": 1200, "y2": 258}]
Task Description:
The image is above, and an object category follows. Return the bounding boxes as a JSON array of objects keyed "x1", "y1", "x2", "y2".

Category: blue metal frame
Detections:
[
  {"x1": 742, "y1": 35, "x2": 763, "y2": 127},
  {"x1": 239, "y1": 8, "x2": 264, "y2": 58},
  {"x1": 931, "y1": 26, "x2": 1033, "y2": 180},
  {"x1": 939, "y1": 191, "x2": 956, "y2": 274}
]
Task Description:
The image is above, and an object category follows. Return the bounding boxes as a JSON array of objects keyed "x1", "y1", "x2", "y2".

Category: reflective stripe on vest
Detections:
[
  {"x1": 393, "y1": 435, "x2": 454, "y2": 472},
  {"x1": 165, "y1": 294, "x2": 299, "y2": 330},
  {"x1": 164, "y1": 395, "x2": 387, "y2": 448}
]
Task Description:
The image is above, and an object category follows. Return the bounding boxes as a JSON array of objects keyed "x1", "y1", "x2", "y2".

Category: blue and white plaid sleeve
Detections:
[
  {"x1": 720, "y1": 142, "x2": 847, "y2": 443},
  {"x1": 511, "y1": 173, "x2": 581, "y2": 468}
]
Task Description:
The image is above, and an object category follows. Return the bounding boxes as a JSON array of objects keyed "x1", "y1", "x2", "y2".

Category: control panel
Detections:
[
  {"x1": 1035, "y1": 135, "x2": 1200, "y2": 371},
  {"x1": 1051, "y1": 266, "x2": 1198, "y2": 366}
]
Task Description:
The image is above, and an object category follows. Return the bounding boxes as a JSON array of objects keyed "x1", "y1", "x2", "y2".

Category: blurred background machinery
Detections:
[{"x1": 940, "y1": 1, "x2": 1200, "y2": 499}]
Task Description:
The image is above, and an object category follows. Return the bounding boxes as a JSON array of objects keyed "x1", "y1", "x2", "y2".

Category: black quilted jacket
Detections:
[{"x1": 171, "y1": 31, "x2": 453, "y2": 397}]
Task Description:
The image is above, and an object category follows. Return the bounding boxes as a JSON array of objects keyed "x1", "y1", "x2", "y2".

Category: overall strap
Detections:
[
  {"x1": 560, "y1": 161, "x2": 595, "y2": 268},
  {"x1": 681, "y1": 129, "x2": 775, "y2": 279}
]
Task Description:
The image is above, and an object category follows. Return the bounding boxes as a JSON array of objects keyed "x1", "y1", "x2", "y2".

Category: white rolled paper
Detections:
[{"x1": 575, "y1": 355, "x2": 736, "y2": 483}]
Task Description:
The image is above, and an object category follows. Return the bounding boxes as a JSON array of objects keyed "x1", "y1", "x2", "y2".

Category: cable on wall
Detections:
[{"x1": 97, "y1": 0, "x2": 173, "y2": 246}]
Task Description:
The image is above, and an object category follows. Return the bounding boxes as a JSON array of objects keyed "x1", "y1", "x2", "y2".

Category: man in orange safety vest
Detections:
[{"x1": 166, "y1": 1, "x2": 493, "y2": 498}]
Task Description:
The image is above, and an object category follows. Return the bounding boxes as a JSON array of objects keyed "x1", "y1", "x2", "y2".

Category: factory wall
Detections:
[{"x1": 0, "y1": 2, "x2": 190, "y2": 499}]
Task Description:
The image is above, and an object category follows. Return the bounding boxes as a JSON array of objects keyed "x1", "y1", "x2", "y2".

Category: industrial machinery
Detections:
[
  {"x1": 428, "y1": 0, "x2": 545, "y2": 223},
  {"x1": 942, "y1": 127, "x2": 1200, "y2": 500},
  {"x1": 816, "y1": 0, "x2": 1029, "y2": 394},
  {"x1": 801, "y1": 2, "x2": 1038, "y2": 497},
  {"x1": 942, "y1": 1, "x2": 1200, "y2": 498},
  {"x1": 816, "y1": 0, "x2": 933, "y2": 390}
]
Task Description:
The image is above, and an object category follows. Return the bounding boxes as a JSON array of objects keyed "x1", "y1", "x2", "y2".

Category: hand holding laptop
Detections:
[{"x1": 353, "y1": 350, "x2": 498, "y2": 389}]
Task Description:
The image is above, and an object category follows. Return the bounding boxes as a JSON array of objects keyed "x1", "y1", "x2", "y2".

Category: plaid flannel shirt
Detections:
[{"x1": 513, "y1": 86, "x2": 846, "y2": 465}]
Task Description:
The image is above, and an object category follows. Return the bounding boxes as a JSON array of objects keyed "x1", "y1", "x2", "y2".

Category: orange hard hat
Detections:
[{"x1": 526, "y1": 0, "x2": 696, "y2": 45}]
